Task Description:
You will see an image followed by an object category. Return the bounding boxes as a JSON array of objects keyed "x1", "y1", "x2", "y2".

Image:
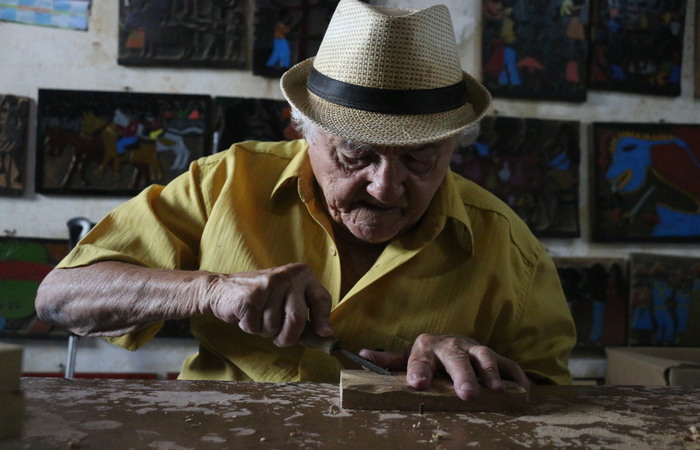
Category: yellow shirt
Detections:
[{"x1": 59, "y1": 140, "x2": 576, "y2": 384}]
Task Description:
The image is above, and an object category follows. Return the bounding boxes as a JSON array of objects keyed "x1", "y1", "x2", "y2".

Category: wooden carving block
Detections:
[
  {"x1": 0, "y1": 343, "x2": 23, "y2": 393},
  {"x1": 340, "y1": 370, "x2": 528, "y2": 412},
  {"x1": 0, "y1": 391, "x2": 24, "y2": 440}
]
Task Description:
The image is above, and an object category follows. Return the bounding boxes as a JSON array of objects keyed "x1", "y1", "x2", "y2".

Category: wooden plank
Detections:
[
  {"x1": 340, "y1": 370, "x2": 528, "y2": 412},
  {"x1": 0, "y1": 391, "x2": 24, "y2": 440},
  {"x1": 0, "y1": 343, "x2": 22, "y2": 393}
]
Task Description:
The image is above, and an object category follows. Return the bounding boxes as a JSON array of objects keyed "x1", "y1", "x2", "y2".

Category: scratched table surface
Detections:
[{"x1": 6, "y1": 378, "x2": 700, "y2": 449}]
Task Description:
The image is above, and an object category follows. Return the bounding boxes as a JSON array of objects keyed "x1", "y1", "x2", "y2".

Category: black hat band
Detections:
[{"x1": 307, "y1": 67, "x2": 469, "y2": 115}]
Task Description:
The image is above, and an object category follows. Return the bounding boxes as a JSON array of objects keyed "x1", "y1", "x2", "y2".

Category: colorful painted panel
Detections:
[
  {"x1": 451, "y1": 116, "x2": 580, "y2": 237},
  {"x1": 0, "y1": 237, "x2": 70, "y2": 338},
  {"x1": 253, "y1": 0, "x2": 339, "y2": 78},
  {"x1": 481, "y1": 0, "x2": 589, "y2": 102},
  {"x1": 0, "y1": 95, "x2": 30, "y2": 196},
  {"x1": 629, "y1": 253, "x2": 700, "y2": 346},
  {"x1": 0, "y1": 0, "x2": 91, "y2": 31},
  {"x1": 592, "y1": 123, "x2": 700, "y2": 242},
  {"x1": 214, "y1": 97, "x2": 300, "y2": 151},
  {"x1": 118, "y1": 0, "x2": 247, "y2": 68},
  {"x1": 37, "y1": 89, "x2": 212, "y2": 196},
  {"x1": 588, "y1": 0, "x2": 685, "y2": 97},
  {"x1": 554, "y1": 257, "x2": 628, "y2": 349}
]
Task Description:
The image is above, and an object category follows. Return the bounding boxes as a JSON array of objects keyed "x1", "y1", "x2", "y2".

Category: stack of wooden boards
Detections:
[{"x1": 0, "y1": 343, "x2": 23, "y2": 440}]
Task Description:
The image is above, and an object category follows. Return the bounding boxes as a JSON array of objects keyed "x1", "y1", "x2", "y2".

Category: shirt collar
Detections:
[
  {"x1": 416, "y1": 171, "x2": 474, "y2": 255},
  {"x1": 271, "y1": 142, "x2": 473, "y2": 254},
  {"x1": 271, "y1": 141, "x2": 315, "y2": 203}
]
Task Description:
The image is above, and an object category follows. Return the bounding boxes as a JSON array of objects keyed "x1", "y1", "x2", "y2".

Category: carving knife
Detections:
[{"x1": 299, "y1": 327, "x2": 391, "y2": 375}]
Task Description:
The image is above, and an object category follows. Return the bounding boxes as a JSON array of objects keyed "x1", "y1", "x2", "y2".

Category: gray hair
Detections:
[{"x1": 290, "y1": 107, "x2": 481, "y2": 149}]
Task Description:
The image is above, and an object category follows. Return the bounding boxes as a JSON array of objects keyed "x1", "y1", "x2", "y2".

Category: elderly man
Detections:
[{"x1": 36, "y1": 0, "x2": 575, "y2": 400}]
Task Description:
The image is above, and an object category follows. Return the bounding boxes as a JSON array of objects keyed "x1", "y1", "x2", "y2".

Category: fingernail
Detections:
[
  {"x1": 409, "y1": 373, "x2": 426, "y2": 382},
  {"x1": 458, "y1": 383, "x2": 478, "y2": 399}
]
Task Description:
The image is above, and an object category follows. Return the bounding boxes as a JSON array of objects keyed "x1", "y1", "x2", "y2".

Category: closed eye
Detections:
[
  {"x1": 403, "y1": 148, "x2": 438, "y2": 174},
  {"x1": 337, "y1": 148, "x2": 374, "y2": 169}
]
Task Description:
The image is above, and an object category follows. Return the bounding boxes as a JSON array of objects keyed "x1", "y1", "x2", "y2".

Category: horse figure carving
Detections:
[
  {"x1": 156, "y1": 130, "x2": 196, "y2": 171},
  {"x1": 113, "y1": 108, "x2": 196, "y2": 171},
  {"x1": 43, "y1": 127, "x2": 103, "y2": 189},
  {"x1": 604, "y1": 130, "x2": 700, "y2": 236},
  {"x1": 82, "y1": 112, "x2": 163, "y2": 184}
]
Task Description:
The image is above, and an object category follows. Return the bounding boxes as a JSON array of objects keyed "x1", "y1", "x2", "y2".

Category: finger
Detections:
[
  {"x1": 261, "y1": 301, "x2": 284, "y2": 338},
  {"x1": 236, "y1": 298, "x2": 264, "y2": 335},
  {"x1": 273, "y1": 285, "x2": 308, "y2": 347},
  {"x1": 438, "y1": 344, "x2": 482, "y2": 401},
  {"x1": 305, "y1": 281, "x2": 333, "y2": 337},
  {"x1": 465, "y1": 345, "x2": 503, "y2": 393},
  {"x1": 358, "y1": 349, "x2": 408, "y2": 372},
  {"x1": 496, "y1": 356, "x2": 531, "y2": 391},
  {"x1": 258, "y1": 279, "x2": 289, "y2": 338},
  {"x1": 405, "y1": 335, "x2": 439, "y2": 391}
]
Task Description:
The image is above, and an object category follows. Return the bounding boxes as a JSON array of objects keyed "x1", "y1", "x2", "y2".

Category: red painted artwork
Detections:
[{"x1": 0, "y1": 237, "x2": 70, "y2": 337}]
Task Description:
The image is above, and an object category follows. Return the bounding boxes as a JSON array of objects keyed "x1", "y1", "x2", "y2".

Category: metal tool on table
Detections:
[
  {"x1": 64, "y1": 217, "x2": 96, "y2": 379},
  {"x1": 299, "y1": 327, "x2": 391, "y2": 375}
]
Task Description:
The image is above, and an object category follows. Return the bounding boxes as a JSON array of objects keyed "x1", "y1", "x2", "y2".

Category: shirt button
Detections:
[{"x1": 330, "y1": 247, "x2": 337, "y2": 256}]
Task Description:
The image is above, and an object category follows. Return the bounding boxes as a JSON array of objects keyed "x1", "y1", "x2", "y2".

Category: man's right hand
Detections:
[
  {"x1": 36, "y1": 261, "x2": 333, "y2": 345},
  {"x1": 207, "y1": 263, "x2": 334, "y2": 347}
]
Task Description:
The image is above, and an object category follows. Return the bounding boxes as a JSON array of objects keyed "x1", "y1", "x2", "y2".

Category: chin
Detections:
[{"x1": 349, "y1": 226, "x2": 402, "y2": 244}]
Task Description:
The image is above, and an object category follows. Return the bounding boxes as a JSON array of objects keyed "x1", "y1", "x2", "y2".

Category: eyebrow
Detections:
[
  {"x1": 340, "y1": 139, "x2": 372, "y2": 152},
  {"x1": 340, "y1": 140, "x2": 435, "y2": 154}
]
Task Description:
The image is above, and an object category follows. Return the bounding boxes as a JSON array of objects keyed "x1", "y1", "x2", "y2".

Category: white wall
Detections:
[{"x1": 1, "y1": 0, "x2": 699, "y2": 375}]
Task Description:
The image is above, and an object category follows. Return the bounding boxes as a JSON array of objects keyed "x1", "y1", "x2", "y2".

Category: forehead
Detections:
[{"x1": 333, "y1": 134, "x2": 457, "y2": 154}]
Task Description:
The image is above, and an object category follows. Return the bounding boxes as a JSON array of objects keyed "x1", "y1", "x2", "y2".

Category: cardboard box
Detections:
[{"x1": 605, "y1": 347, "x2": 700, "y2": 386}]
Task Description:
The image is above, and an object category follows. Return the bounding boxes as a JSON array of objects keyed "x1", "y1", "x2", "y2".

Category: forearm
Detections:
[{"x1": 36, "y1": 261, "x2": 216, "y2": 337}]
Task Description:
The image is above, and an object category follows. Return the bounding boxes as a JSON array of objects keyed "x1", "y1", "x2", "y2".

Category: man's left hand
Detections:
[{"x1": 358, "y1": 333, "x2": 530, "y2": 401}]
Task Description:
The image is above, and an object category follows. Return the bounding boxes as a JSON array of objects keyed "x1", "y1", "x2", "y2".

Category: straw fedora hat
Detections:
[{"x1": 280, "y1": 0, "x2": 491, "y2": 147}]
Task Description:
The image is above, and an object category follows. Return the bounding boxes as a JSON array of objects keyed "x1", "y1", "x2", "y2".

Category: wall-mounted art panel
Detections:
[
  {"x1": 695, "y1": 3, "x2": 700, "y2": 99},
  {"x1": 554, "y1": 257, "x2": 628, "y2": 349},
  {"x1": 253, "y1": 0, "x2": 339, "y2": 77},
  {"x1": 37, "y1": 89, "x2": 212, "y2": 196},
  {"x1": 0, "y1": 0, "x2": 91, "y2": 30},
  {"x1": 592, "y1": 122, "x2": 700, "y2": 241},
  {"x1": 214, "y1": 97, "x2": 300, "y2": 152},
  {"x1": 451, "y1": 116, "x2": 580, "y2": 237},
  {"x1": 0, "y1": 95, "x2": 30, "y2": 196},
  {"x1": 588, "y1": 0, "x2": 685, "y2": 97},
  {"x1": 118, "y1": 0, "x2": 247, "y2": 68},
  {"x1": 629, "y1": 253, "x2": 700, "y2": 346},
  {"x1": 481, "y1": 0, "x2": 589, "y2": 102},
  {"x1": 0, "y1": 237, "x2": 70, "y2": 338}
]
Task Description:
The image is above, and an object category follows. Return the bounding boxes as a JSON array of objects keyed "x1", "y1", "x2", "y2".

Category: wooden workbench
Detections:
[{"x1": 7, "y1": 377, "x2": 700, "y2": 448}]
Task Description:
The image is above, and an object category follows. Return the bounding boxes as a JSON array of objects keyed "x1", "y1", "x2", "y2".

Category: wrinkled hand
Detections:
[
  {"x1": 206, "y1": 263, "x2": 333, "y2": 347},
  {"x1": 359, "y1": 333, "x2": 530, "y2": 401}
]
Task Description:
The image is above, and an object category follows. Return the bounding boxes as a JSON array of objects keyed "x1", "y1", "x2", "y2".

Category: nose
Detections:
[{"x1": 366, "y1": 157, "x2": 406, "y2": 204}]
